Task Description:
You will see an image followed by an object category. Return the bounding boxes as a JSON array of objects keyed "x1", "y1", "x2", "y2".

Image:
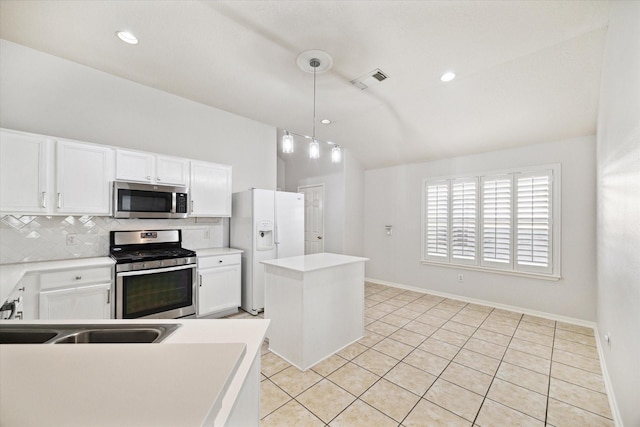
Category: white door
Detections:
[
  {"x1": 156, "y1": 155, "x2": 189, "y2": 186},
  {"x1": 56, "y1": 140, "x2": 114, "y2": 215},
  {"x1": 0, "y1": 130, "x2": 50, "y2": 214},
  {"x1": 298, "y1": 184, "x2": 324, "y2": 254},
  {"x1": 197, "y1": 264, "x2": 241, "y2": 317},
  {"x1": 190, "y1": 161, "x2": 232, "y2": 217},
  {"x1": 39, "y1": 283, "x2": 111, "y2": 320},
  {"x1": 115, "y1": 149, "x2": 155, "y2": 183}
]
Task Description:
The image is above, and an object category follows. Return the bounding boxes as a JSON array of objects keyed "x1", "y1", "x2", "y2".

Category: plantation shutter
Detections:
[
  {"x1": 481, "y1": 176, "x2": 512, "y2": 269},
  {"x1": 516, "y1": 171, "x2": 552, "y2": 274},
  {"x1": 451, "y1": 178, "x2": 477, "y2": 263},
  {"x1": 425, "y1": 181, "x2": 449, "y2": 260}
]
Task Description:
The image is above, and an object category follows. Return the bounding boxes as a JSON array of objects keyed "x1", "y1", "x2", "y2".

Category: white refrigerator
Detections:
[{"x1": 230, "y1": 189, "x2": 305, "y2": 314}]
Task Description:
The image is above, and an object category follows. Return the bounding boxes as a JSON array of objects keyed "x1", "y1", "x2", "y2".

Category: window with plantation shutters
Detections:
[
  {"x1": 516, "y1": 171, "x2": 552, "y2": 274},
  {"x1": 422, "y1": 164, "x2": 560, "y2": 279},
  {"x1": 481, "y1": 176, "x2": 512, "y2": 269},
  {"x1": 451, "y1": 178, "x2": 477, "y2": 264},
  {"x1": 425, "y1": 181, "x2": 449, "y2": 260}
]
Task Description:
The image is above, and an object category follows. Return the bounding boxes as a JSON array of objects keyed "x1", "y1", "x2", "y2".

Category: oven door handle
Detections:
[{"x1": 116, "y1": 263, "x2": 196, "y2": 277}]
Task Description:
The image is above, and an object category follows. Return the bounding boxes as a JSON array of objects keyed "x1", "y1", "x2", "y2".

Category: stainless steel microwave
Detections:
[{"x1": 113, "y1": 181, "x2": 189, "y2": 219}]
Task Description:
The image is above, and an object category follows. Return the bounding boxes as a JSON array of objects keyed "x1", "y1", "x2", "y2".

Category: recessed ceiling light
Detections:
[
  {"x1": 321, "y1": 119, "x2": 332, "y2": 125},
  {"x1": 440, "y1": 71, "x2": 456, "y2": 82},
  {"x1": 116, "y1": 31, "x2": 138, "y2": 45}
]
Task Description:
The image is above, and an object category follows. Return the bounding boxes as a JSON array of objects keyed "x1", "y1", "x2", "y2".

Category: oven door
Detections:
[{"x1": 115, "y1": 264, "x2": 196, "y2": 319}]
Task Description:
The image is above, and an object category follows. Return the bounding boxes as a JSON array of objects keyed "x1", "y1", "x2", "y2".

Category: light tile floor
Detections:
[{"x1": 228, "y1": 282, "x2": 614, "y2": 426}]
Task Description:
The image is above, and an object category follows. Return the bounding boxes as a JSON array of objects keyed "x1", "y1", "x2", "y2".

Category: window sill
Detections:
[{"x1": 420, "y1": 260, "x2": 561, "y2": 282}]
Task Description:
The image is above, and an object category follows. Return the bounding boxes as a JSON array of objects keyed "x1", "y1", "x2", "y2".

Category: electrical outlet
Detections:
[
  {"x1": 66, "y1": 233, "x2": 78, "y2": 246},
  {"x1": 458, "y1": 274, "x2": 464, "y2": 282}
]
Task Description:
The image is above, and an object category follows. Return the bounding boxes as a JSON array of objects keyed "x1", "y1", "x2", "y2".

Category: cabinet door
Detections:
[
  {"x1": 115, "y1": 149, "x2": 155, "y2": 183},
  {"x1": 190, "y1": 161, "x2": 232, "y2": 217},
  {"x1": 39, "y1": 283, "x2": 111, "y2": 320},
  {"x1": 0, "y1": 129, "x2": 51, "y2": 214},
  {"x1": 156, "y1": 155, "x2": 189, "y2": 186},
  {"x1": 197, "y1": 264, "x2": 241, "y2": 316},
  {"x1": 56, "y1": 141, "x2": 114, "y2": 215}
]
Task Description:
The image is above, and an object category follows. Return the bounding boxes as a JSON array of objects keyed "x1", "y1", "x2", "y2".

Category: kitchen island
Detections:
[
  {"x1": 0, "y1": 318, "x2": 269, "y2": 427},
  {"x1": 262, "y1": 252, "x2": 368, "y2": 371}
]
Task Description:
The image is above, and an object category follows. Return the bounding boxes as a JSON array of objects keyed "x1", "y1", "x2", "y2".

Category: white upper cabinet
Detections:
[
  {"x1": 1, "y1": 128, "x2": 232, "y2": 218},
  {"x1": 190, "y1": 161, "x2": 232, "y2": 217},
  {"x1": 0, "y1": 129, "x2": 114, "y2": 216},
  {"x1": 56, "y1": 140, "x2": 114, "y2": 215},
  {"x1": 116, "y1": 149, "x2": 189, "y2": 186},
  {"x1": 0, "y1": 129, "x2": 51, "y2": 215}
]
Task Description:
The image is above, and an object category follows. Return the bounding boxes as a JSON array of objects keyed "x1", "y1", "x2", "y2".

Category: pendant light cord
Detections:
[{"x1": 312, "y1": 59, "x2": 317, "y2": 141}]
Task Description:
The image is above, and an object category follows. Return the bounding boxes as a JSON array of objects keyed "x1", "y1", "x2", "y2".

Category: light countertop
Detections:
[
  {"x1": 261, "y1": 252, "x2": 368, "y2": 273},
  {"x1": 0, "y1": 257, "x2": 114, "y2": 304},
  {"x1": 196, "y1": 247, "x2": 243, "y2": 257},
  {"x1": 0, "y1": 318, "x2": 270, "y2": 427}
]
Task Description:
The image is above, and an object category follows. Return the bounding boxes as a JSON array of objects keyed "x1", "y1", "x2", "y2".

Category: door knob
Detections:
[{"x1": 317, "y1": 236, "x2": 322, "y2": 240}]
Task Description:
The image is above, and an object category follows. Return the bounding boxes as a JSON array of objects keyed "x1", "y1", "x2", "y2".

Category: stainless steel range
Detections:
[{"x1": 110, "y1": 229, "x2": 196, "y2": 319}]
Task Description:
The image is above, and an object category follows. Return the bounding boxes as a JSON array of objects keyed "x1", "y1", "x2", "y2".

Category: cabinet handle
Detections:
[
  {"x1": 75, "y1": 276, "x2": 82, "y2": 280},
  {"x1": 219, "y1": 260, "x2": 223, "y2": 264},
  {"x1": 199, "y1": 274, "x2": 202, "y2": 287},
  {"x1": 156, "y1": 177, "x2": 162, "y2": 182},
  {"x1": 146, "y1": 176, "x2": 152, "y2": 181},
  {"x1": 191, "y1": 200, "x2": 194, "y2": 213},
  {"x1": 41, "y1": 192, "x2": 47, "y2": 208},
  {"x1": 107, "y1": 289, "x2": 111, "y2": 304},
  {"x1": 57, "y1": 193, "x2": 62, "y2": 208}
]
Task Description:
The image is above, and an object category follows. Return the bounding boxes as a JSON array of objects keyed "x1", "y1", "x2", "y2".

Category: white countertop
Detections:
[
  {"x1": 0, "y1": 318, "x2": 270, "y2": 427},
  {"x1": 261, "y1": 252, "x2": 368, "y2": 273},
  {"x1": 0, "y1": 257, "x2": 115, "y2": 304},
  {"x1": 196, "y1": 247, "x2": 243, "y2": 257}
]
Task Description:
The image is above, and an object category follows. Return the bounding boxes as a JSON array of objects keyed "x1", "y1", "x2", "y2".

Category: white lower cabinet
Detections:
[
  {"x1": 38, "y1": 265, "x2": 113, "y2": 320},
  {"x1": 39, "y1": 282, "x2": 111, "y2": 320},
  {"x1": 197, "y1": 253, "x2": 241, "y2": 318}
]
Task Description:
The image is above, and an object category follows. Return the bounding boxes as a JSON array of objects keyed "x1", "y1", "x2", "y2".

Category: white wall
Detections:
[
  {"x1": 596, "y1": 2, "x2": 640, "y2": 426},
  {"x1": 364, "y1": 136, "x2": 597, "y2": 321},
  {"x1": 344, "y1": 149, "x2": 364, "y2": 256},
  {"x1": 0, "y1": 40, "x2": 277, "y2": 193}
]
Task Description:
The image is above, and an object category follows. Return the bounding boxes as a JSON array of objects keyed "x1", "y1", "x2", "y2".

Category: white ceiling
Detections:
[{"x1": 0, "y1": 0, "x2": 611, "y2": 169}]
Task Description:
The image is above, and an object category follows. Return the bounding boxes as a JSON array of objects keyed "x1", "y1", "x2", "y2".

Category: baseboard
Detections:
[
  {"x1": 364, "y1": 277, "x2": 596, "y2": 328},
  {"x1": 593, "y1": 326, "x2": 624, "y2": 427}
]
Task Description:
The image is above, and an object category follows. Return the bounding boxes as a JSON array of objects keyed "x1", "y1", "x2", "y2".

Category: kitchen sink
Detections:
[
  {"x1": 0, "y1": 330, "x2": 58, "y2": 344},
  {"x1": 0, "y1": 323, "x2": 180, "y2": 344}
]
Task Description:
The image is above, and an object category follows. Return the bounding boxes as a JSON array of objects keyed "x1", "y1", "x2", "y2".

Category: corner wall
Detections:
[
  {"x1": 596, "y1": 2, "x2": 640, "y2": 425},
  {"x1": 364, "y1": 136, "x2": 597, "y2": 321}
]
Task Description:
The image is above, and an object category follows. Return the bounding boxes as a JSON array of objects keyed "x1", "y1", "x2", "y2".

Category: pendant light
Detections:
[
  {"x1": 308, "y1": 57, "x2": 320, "y2": 159},
  {"x1": 282, "y1": 50, "x2": 342, "y2": 162},
  {"x1": 331, "y1": 145, "x2": 342, "y2": 163},
  {"x1": 282, "y1": 131, "x2": 294, "y2": 154}
]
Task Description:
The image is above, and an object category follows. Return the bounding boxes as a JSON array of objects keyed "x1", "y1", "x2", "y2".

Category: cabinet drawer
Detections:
[
  {"x1": 198, "y1": 254, "x2": 241, "y2": 269},
  {"x1": 40, "y1": 266, "x2": 113, "y2": 290}
]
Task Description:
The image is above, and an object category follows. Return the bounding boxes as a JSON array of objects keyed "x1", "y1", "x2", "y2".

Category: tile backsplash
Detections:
[{"x1": 0, "y1": 215, "x2": 227, "y2": 264}]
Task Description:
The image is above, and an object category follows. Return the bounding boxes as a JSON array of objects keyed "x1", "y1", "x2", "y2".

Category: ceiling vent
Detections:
[{"x1": 351, "y1": 68, "x2": 389, "y2": 90}]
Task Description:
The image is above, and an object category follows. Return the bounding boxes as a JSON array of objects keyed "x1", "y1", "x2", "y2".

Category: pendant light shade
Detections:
[
  {"x1": 282, "y1": 132, "x2": 294, "y2": 154},
  {"x1": 309, "y1": 139, "x2": 320, "y2": 159},
  {"x1": 331, "y1": 145, "x2": 342, "y2": 163}
]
